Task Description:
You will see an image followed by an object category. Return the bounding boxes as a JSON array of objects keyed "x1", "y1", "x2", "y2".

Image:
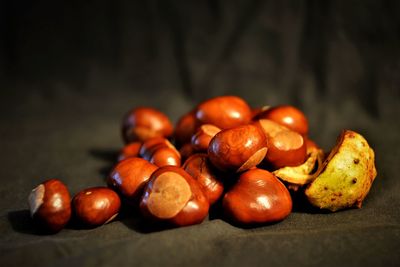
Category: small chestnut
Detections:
[
  {"x1": 28, "y1": 179, "x2": 71, "y2": 233},
  {"x1": 122, "y1": 107, "x2": 173, "y2": 143},
  {"x1": 173, "y1": 110, "x2": 198, "y2": 147},
  {"x1": 108, "y1": 157, "x2": 158, "y2": 205},
  {"x1": 195, "y1": 96, "x2": 252, "y2": 129},
  {"x1": 183, "y1": 153, "x2": 224, "y2": 204},
  {"x1": 73, "y1": 187, "x2": 121, "y2": 227},
  {"x1": 179, "y1": 143, "x2": 196, "y2": 163},
  {"x1": 254, "y1": 105, "x2": 309, "y2": 135},
  {"x1": 223, "y1": 168, "x2": 292, "y2": 225},
  {"x1": 140, "y1": 137, "x2": 181, "y2": 167},
  {"x1": 140, "y1": 166, "x2": 209, "y2": 227},
  {"x1": 118, "y1": 142, "x2": 142, "y2": 161},
  {"x1": 208, "y1": 124, "x2": 268, "y2": 172},
  {"x1": 191, "y1": 124, "x2": 221, "y2": 152},
  {"x1": 256, "y1": 119, "x2": 307, "y2": 169}
]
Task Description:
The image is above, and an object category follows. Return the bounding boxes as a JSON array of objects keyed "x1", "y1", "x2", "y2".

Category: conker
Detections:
[
  {"x1": 179, "y1": 143, "x2": 196, "y2": 163},
  {"x1": 255, "y1": 105, "x2": 308, "y2": 135},
  {"x1": 191, "y1": 124, "x2": 221, "y2": 152},
  {"x1": 140, "y1": 166, "x2": 209, "y2": 227},
  {"x1": 208, "y1": 124, "x2": 268, "y2": 172},
  {"x1": 223, "y1": 168, "x2": 292, "y2": 225},
  {"x1": 173, "y1": 110, "x2": 198, "y2": 147},
  {"x1": 140, "y1": 137, "x2": 181, "y2": 167},
  {"x1": 195, "y1": 96, "x2": 252, "y2": 129},
  {"x1": 108, "y1": 157, "x2": 158, "y2": 205},
  {"x1": 73, "y1": 187, "x2": 121, "y2": 227},
  {"x1": 28, "y1": 179, "x2": 71, "y2": 233},
  {"x1": 118, "y1": 142, "x2": 142, "y2": 161},
  {"x1": 183, "y1": 154, "x2": 224, "y2": 204},
  {"x1": 256, "y1": 119, "x2": 307, "y2": 169},
  {"x1": 122, "y1": 107, "x2": 173, "y2": 143}
]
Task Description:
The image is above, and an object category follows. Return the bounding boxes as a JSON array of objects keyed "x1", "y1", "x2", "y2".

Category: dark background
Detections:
[{"x1": 0, "y1": 1, "x2": 399, "y2": 266}]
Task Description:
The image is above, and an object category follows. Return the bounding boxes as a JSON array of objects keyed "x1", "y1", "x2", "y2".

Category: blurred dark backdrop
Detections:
[{"x1": 0, "y1": 0, "x2": 399, "y2": 141}]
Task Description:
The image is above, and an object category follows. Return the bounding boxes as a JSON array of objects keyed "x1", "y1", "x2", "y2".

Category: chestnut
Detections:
[
  {"x1": 195, "y1": 96, "x2": 252, "y2": 129},
  {"x1": 122, "y1": 107, "x2": 173, "y2": 143},
  {"x1": 179, "y1": 143, "x2": 196, "y2": 163},
  {"x1": 28, "y1": 179, "x2": 71, "y2": 233},
  {"x1": 173, "y1": 110, "x2": 198, "y2": 147},
  {"x1": 208, "y1": 124, "x2": 268, "y2": 172},
  {"x1": 191, "y1": 124, "x2": 221, "y2": 152},
  {"x1": 73, "y1": 187, "x2": 121, "y2": 227},
  {"x1": 254, "y1": 105, "x2": 308, "y2": 135},
  {"x1": 256, "y1": 119, "x2": 307, "y2": 169},
  {"x1": 118, "y1": 142, "x2": 142, "y2": 161},
  {"x1": 223, "y1": 168, "x2": 292, "y2": 225},
  {"x1": 108, "y1": 157, "x2": 158, "y2": 205},
  {"x1": 140, "y1": 166, "x2": 209, "y2": 227},
  {"x1": 140, "y1": 137, "x2": 181, "y2": 167},
  {"x1": 183, "y1": 154, "x2": 224, "y2": 204}
]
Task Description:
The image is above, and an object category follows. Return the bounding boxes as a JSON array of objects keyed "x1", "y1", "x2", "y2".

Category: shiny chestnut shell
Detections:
[
  {"x1": 183, "y1": 154, "x2": 224, "y2": 204},
  {"x1": 208, "y1": 124, "x2": 268, "y2": 172},
  {"x1": 223, "y1": 168, "x2": 292, "y2": 224},
  {"x1": 122, "y1": 107, "x2": 173, "y2": 143},
  {"x1": 256, "y1": 119, "x2": 307, "y2": 169},
  {"x1": 28, "y1": 179, "x2": 71, "y2": 233},
  {"x1": 140, "y1": 137, "x2": 181, "y2": 167},
  {"x1": 140, "y1": 166, "x2": 209, "y2": 227},
  {"x1": 174, "y1": 110, "x2": 198, "y2": 147},
  {"x1": 108, "y1": 157, "x2": 158, "y2": 205},
  {"x1": 118, "y1": 142, "x2": 142, "y2": 161},
  {"x1": 195, "y1": 96, "x2": 252, "y2": 129},
  {"x1": 73, "y1": 187, "x2": 121, "y2": 227},
  {"x1": 255, "y1": 105, "x2": 308, "y2": 135},
  {"x1": 191, "y1": 124, "x2": 221, "y2": 152}
]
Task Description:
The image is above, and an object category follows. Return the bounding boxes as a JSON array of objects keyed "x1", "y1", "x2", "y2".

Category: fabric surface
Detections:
[{"x1": 1, "y1": 1, "x2": 399, "y2": 266}]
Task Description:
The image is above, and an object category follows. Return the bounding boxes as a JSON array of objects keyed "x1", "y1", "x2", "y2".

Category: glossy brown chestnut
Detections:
[
  {"x1": 28, "y1": 179, "x2": 71, "y2": 233},
  {"x1": 140, "y1": 137, "x2": 181, "y2": 167},
  {"x1": 118, "y1": 142, "x2": 142, "y2": 161},
  {"x1": 179, "y1": 143, "x2": 196, "y2": 163},
  {"x1": 191, "y1": 124, "x2": 221, "y2": 152},
  {"x1": 140, "y1": 166, "x2": 209, "y2": 227},
  {"x1": 73, "y1": 187, "x2": 121, "y2": 227},
  {"x1": 256, "y1": 119, "x2": 307, "y2": 169},
  {"x1": 223, "y1": 168, "x2": 292, "y2": 224},
  {"x1": 173, "y1": 110, "x2": 198, "y2": 147},
  {"x1": 183, "y1": 154, "x2": 224, "y2": 204},
  {"x1": 255, "y1": 105, "x2": 308, "y2": 135},
  {"x1": 208, "y1": 124, "x2": 268, "y2": 172},
  {"x1": 195, "y1": 96, "x2": 252, "y2": 129},
  {"x1": 108, "y1": 157, "x2": 158, "y2": 205},
  {"x1": 122, "y1": 107, "x2": 173, "y2": 143}
]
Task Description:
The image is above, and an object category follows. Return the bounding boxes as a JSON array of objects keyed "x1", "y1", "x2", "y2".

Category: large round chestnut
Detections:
[
  {"x1": 195, "y1": 96, "x2": 252, "y2": 129},
  {"x1": 73, "y1": 187, "x2": 121, "y2": 227},
  {"x1": 108, "y1": 157, "x2": 158, "y2": 205},
  {"x1": 173, "y1": 110, "x2": 198, "y2": 147},
  {"x1": 191, "y1": 124, "x2": 221, "y2": 152},
  {"x1": 140, "y1": 166, "x2": 209, "y2": 227},
  {"x1": 28, "y1": 179, "x2": 71, "y2": 233},
  {"x1": 208, "y1": 124, "x2": 268, "y2": 172},
  {"x1": 183, "y1": 154, "x2": 224, "y2": 204},
  {"x1": 140, "y1": 137, "x2": 181, "y2": 167},
  {"x1": 122, "y1": 107, "x2": 173, "y2": 143},
  {"x1": 118, "y1": 142, "x2": 142, "y2": 161},
  {"x1": 223, "y1": 168, "x2": 292, "y2": 225},
  {"x1": 255, "y1": 105, "x2": 308, "y2": 135},
  {"x1": 256, "y1": 119, "x2": 307, "y2": 169}
]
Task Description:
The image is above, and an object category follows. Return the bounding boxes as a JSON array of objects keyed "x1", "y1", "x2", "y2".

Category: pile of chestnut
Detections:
[{"x1": 29, "y1": 96, "x2": 318, "y2": 233}]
